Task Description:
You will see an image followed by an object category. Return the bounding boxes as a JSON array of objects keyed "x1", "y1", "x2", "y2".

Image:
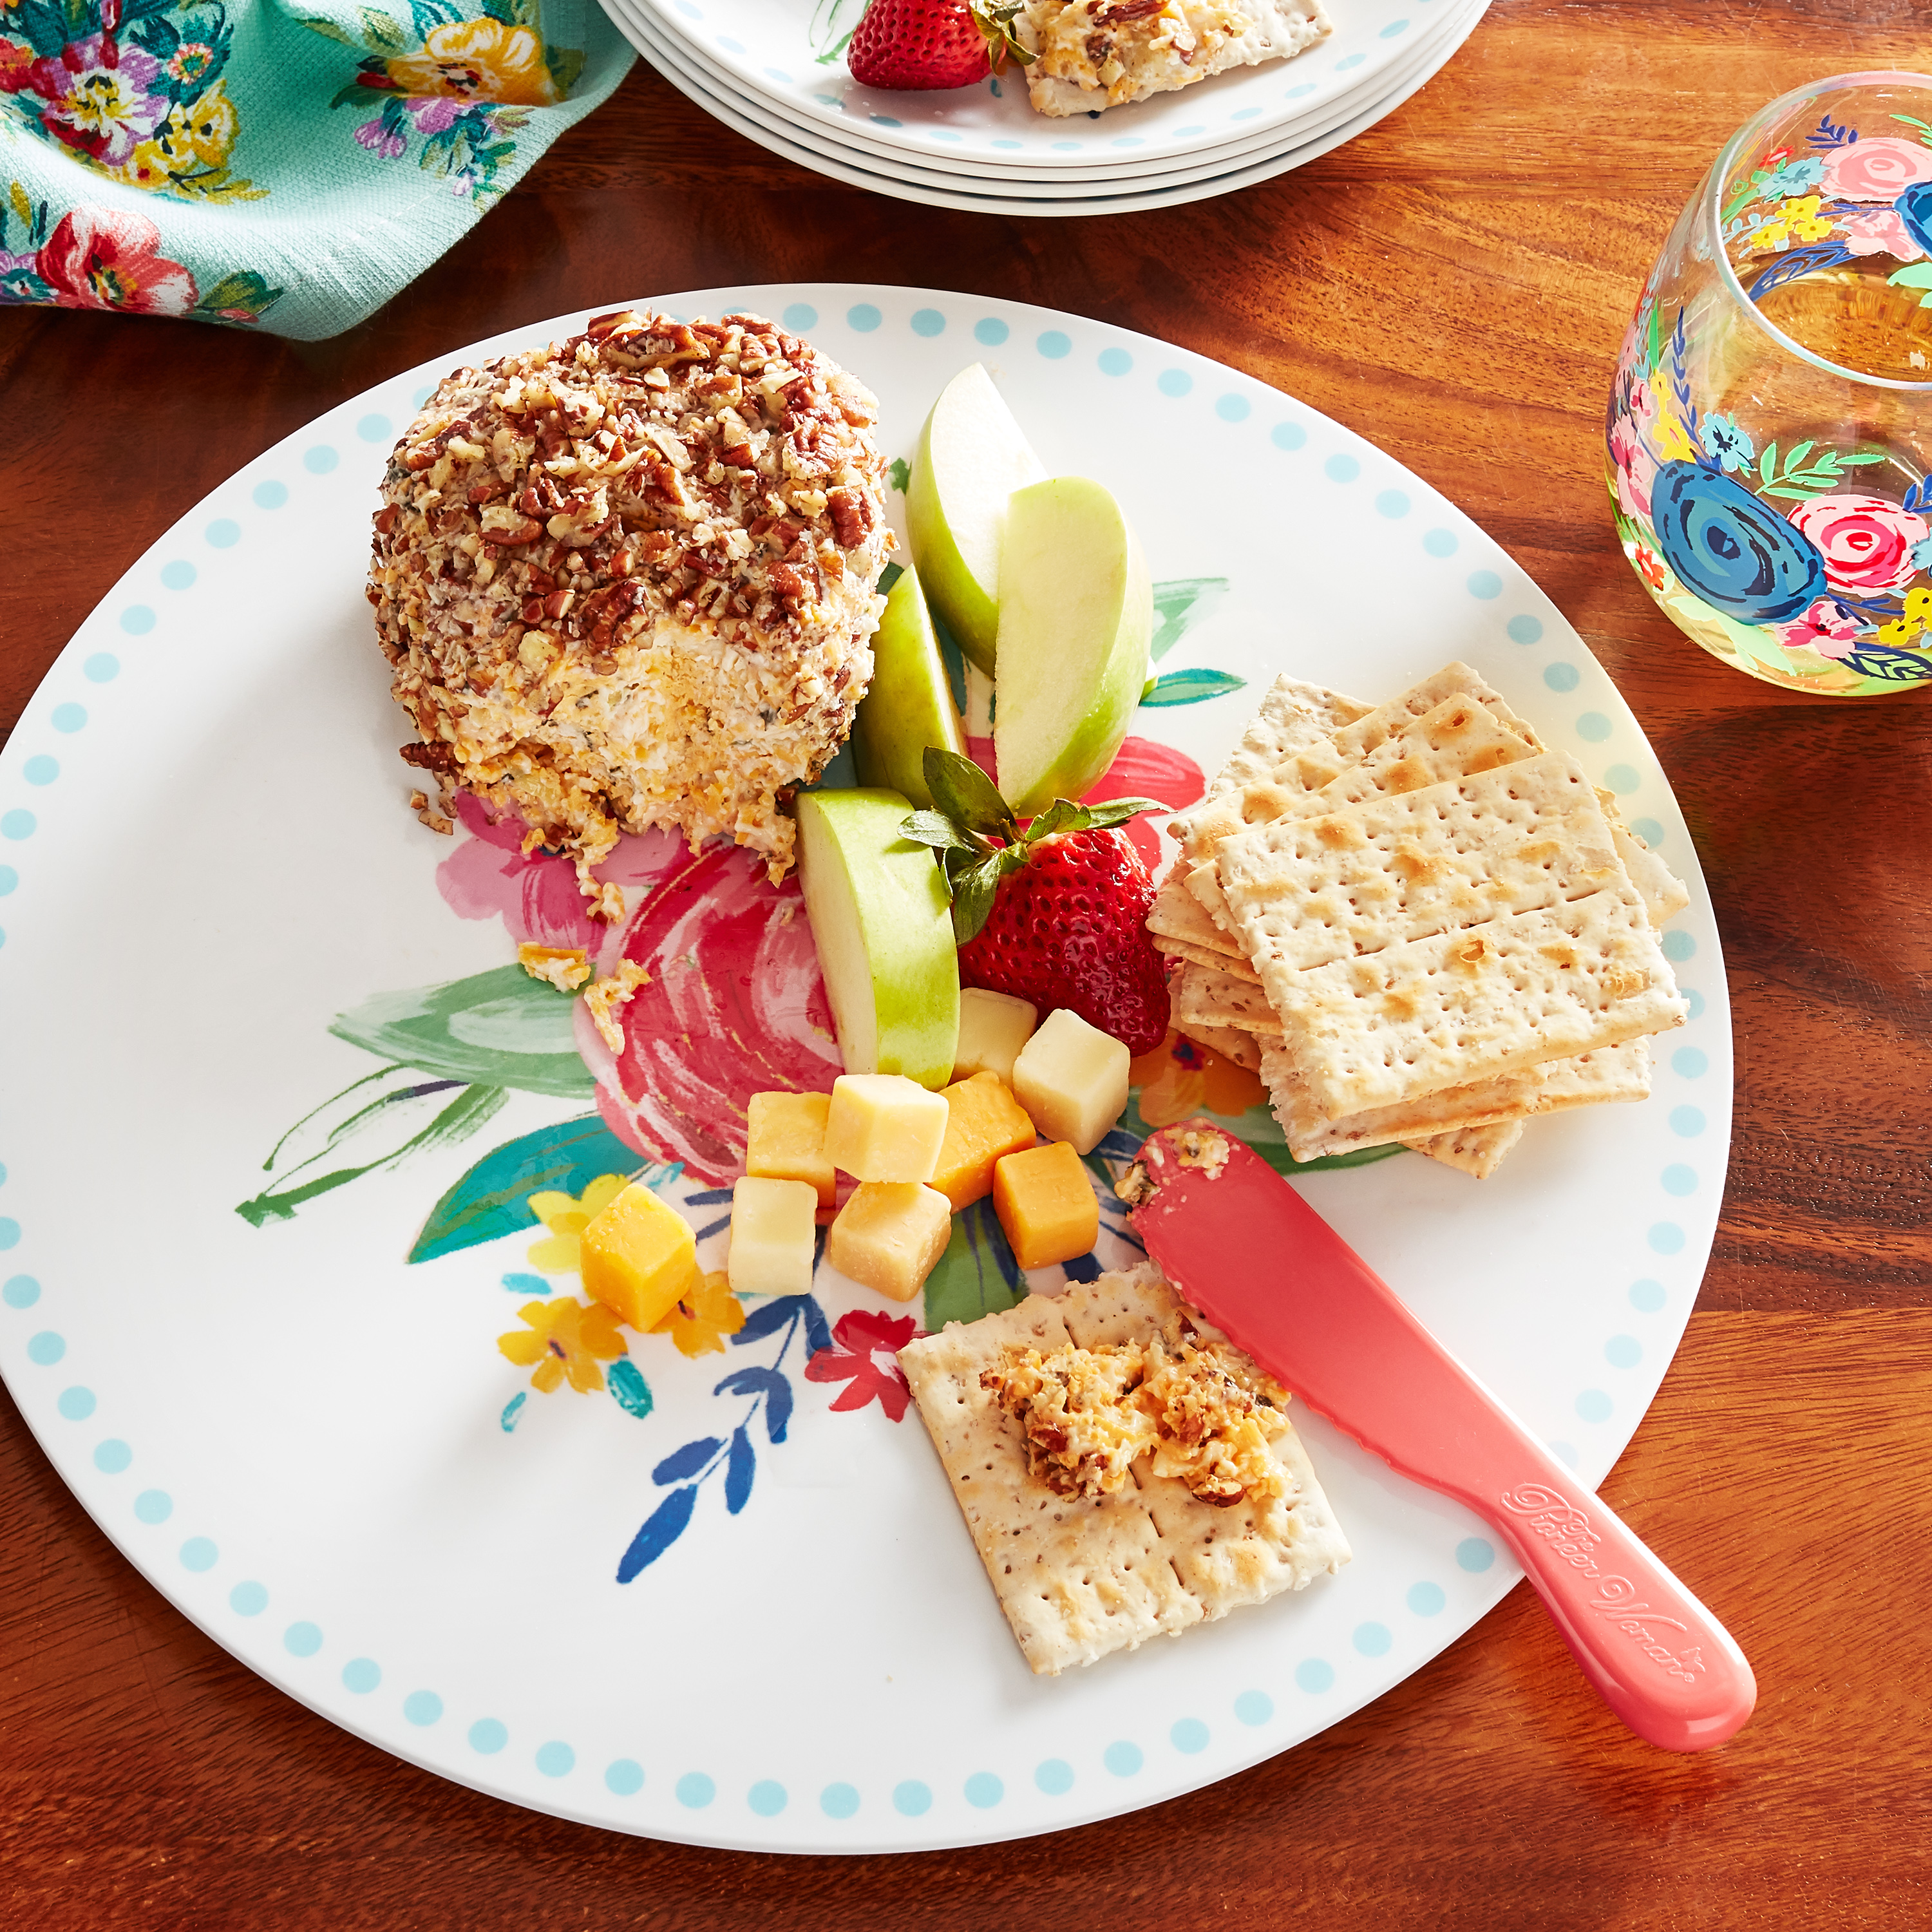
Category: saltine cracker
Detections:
[{"x1": 899, "y1": 1265, "x2": 1349, "y2": 1673}]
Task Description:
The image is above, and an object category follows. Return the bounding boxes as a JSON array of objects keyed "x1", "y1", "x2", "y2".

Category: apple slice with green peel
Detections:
[
  {"x1": 992, "y1": 476, "x2": 1152, "y2": 818},
  {"x1": 797, "y1": 789, "x2": 960, "y2": 1091},
  {"x1": 905, "y1": 363, "x2": 1046, "y2": 676},
  {"x1": 849, "y1": 564, "x2": 966, "y2": 810}
]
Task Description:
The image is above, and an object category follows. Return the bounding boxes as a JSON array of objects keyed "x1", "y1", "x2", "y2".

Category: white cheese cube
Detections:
[
  {"x1": 1010, "y1": 1008, "x2": 1131, "y2": 1154},
  {"x1": 824, "y1": 1073, "x2": 949, "y2": 1182},
  {"x1": 726, "y1": 1176, "x2": 820, "y2": 1295},
  {"x1": 951, "y1": 987, "x2": 1039, "y2": 1085},
  {"x1": 825, "y1": 1182, "x2": 954, "y2": 1302}
]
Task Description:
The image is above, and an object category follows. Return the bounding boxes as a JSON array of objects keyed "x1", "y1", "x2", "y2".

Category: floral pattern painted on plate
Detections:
[{"x1": 234, "y1": 574, "x2": 1401, "y2": 1578}]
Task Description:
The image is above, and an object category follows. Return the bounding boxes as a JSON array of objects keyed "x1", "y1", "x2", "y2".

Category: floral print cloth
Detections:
[{"x1": 0, "y1": 0, "x2": 631, "y2": 337}]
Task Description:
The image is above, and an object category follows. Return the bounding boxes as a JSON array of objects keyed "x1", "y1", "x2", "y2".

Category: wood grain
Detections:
[
  {"x1": 5, "y1": 1312, "x2": 1926, "y2": 1929},
  {"x1": 3, "y1": 2, "x2": 1931, "y2": 1925}
]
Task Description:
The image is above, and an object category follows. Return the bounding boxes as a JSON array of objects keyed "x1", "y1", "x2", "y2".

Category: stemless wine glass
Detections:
[{"x1": 1607, "y1": 71, "x2": 1932, "y2": 696}]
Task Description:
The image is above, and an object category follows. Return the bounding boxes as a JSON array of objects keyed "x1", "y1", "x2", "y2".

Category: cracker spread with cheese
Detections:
[
  {"x1": 900, "y1": 1264, "x2": 1349, "y2": 1675},
  {"x1": 1017, "y1": 0, "x2": 1331, "y2": 116}
]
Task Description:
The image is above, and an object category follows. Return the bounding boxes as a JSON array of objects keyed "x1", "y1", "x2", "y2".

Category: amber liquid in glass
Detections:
[
  {"x1": 1752, "y1": 258, "x2": 1932, "y2": 381},
  {"x1": 1718, "y1": 263, "x2": 1932, "y2": 499}
]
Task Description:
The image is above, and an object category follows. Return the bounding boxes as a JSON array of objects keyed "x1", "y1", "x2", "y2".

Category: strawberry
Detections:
[
  {"x1": 847, "y1": 0, "x2": 1034, "y2": 93},
  {"x1": 903, "y1": 748, "x2": 1172, "y2": 1056}
]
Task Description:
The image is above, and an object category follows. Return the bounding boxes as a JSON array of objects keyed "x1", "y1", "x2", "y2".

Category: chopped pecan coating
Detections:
[{"x1": 368, "y1": 311, "x2": 895, "y2": 907}]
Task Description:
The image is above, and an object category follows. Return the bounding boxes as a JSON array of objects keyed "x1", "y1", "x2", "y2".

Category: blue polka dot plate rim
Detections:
[
  {"x1": 0, "y1": 286, "x2": 1728, "y2": 1855},
  {"x1": 602, "y1": 0, "x2": 1488, "y2": 207}
]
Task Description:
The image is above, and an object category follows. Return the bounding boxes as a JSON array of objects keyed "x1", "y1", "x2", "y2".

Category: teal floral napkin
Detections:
[{"x1": 0, "y1": 0, "x2": 632, "y2": 337}]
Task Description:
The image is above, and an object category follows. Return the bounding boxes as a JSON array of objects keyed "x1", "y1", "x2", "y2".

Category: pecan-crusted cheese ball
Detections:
[{"x1": 368, "y1": 309, "x2": 895, "y2": 915}]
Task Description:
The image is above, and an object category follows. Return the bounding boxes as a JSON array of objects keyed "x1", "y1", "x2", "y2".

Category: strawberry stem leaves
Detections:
[
  {"x1": 923, "y1": 745, "x2": 1010, "y2": 837},
  {"x1": 949, "y1": 851, "x2": 1008, "y2": 943},
  {"x1": 903, "y1": 748, "x2": 1164, "y2": 944},
  {"x1": 971, "y1": 0, "x2": 1037, "y2": 68}
]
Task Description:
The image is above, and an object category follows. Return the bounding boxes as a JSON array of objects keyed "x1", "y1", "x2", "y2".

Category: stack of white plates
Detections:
[{"x1": 599, "y1": 0, "x2": 1486, "y2": 214}]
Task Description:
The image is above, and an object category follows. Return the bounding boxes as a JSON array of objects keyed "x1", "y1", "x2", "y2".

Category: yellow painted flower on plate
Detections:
[
  {"x1": 386, "y1": 21, "x2": 558, "y2": 106},
  {"x1": 1130, "y1": 1029, "x2": 1265, "y2": 1129},
  {"x1": 497, "y1": 1296, "x2": 629, "y2": 1394},
  {"x1": 652, "y1": 1270, "x2": 746, "y2": 1358},
  {"x1": 525, "y1": 1171, "x2": 629, "y2": 1274}
]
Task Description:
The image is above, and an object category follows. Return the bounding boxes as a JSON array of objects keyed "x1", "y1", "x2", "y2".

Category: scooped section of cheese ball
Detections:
[{"x1": 368, "y1": 309, "x2": 895, "y2": 916}]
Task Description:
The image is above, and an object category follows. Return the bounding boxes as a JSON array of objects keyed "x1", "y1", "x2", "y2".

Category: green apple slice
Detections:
[
  {"x1": 992, "y1": 477, "x2": 1153, "y2": 818},
  {"x1": 849, "y1": 565, "x2": 966, "y2": 810},
  {"x1": 797, "y1": 789, "x2": 959, "y2": 1090},
  {"x1": 904, "y1": 363, "x2": 1046, "y2": 676}
]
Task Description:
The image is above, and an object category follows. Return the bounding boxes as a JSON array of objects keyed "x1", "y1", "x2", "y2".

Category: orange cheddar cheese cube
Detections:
[
  {"x1": 825, "y1": 1182, "x2": 954, "y2": 1302},
  {"x1": 746, "y1": 1090, "x2": 837, "y2": 1207},
  {"x1": 992, "y1": 1140, "x2": 1099, "y2": 1272},
  {"x1": 580, "y1": 1182, "x2": 701, "y2": 1331},
  {"x1": 931, "y1": 1071, "x2": 1037, "y2": 1213}
]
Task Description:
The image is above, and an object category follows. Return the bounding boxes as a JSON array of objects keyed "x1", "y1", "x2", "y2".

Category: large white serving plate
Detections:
[
  {"x1": 612, "y1": 0, "x2": 1482, "y2": 191},
  {"x1": 632, "y1": 0, "x2": 1455, "y2": 170},
  {"x1": 609, "y1": 1, "x2": 1484, "y2": 213},
  {"x1": 0, "y1": 287, "x2": 1731, "y2": 1854}
]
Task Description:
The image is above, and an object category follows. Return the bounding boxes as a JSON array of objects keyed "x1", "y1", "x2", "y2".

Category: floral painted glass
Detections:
[{"x1": 1607, "y1": 72, "x2": 1932, "y2": 694}]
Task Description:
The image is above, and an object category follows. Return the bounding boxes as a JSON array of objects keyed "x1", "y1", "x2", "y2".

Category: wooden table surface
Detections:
[{"x1": 3, "y1": 3, "x2": 1929, "y2": 1926}]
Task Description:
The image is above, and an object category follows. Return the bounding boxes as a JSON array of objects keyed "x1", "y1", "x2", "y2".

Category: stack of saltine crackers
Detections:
[
  {"x1": 1151, "y1": 665, "x2": 1692, "y2": 1179},
  {"x1": 899, "y1": 1263, "x2": 1349, "y2": 1674}
]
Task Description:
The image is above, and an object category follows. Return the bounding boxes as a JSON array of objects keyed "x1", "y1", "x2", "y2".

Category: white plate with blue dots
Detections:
[
  {"x1": 608, "y1": 0, "x2": 1484, "y2": 210},
  {"x1": 0, "y1": 288, "x2": 1730, "y2": 1853},
  {"x1": 620, "y1": 0, "x2": 1472, "y2": 176}
]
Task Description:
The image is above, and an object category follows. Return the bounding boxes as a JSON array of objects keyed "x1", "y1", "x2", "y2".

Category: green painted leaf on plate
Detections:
[
  {"x1": 1252, "y1": 1138, "x2": 1408, "y2": 1176},
  {"x1": 608, "y1": 1358, "x2": 656, "y2": 1419},
  {"x1": 1150, "y1": 576, "x2": 1231, "y2": 663},
  {"x1": 408, "y1": 1112, "x2": 659, "y2": 1263},
  {"x1": 808, "y1": 0, "x2": 860, "y2": 59},
  {"x1": 237, "y1": 1081, "x2": 508, "y2": 1227},
  {"x1": 922, "y1": 1198, "x2": 1024, "y2": 1332},
  {"x1": 1141, "y1": 667, "x2": 1248, "y2": 708},
  {"x1": 1114, "y1": 1088, "x2": 1407, "y2": 1179},
  {"x1": 330, "y1": 965, "x2": 596, "y2": 1098}
]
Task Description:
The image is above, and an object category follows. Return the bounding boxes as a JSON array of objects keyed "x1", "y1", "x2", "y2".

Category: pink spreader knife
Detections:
[{"x1": 1125, "y1": 1121, "x2": 1756, "y2": 1753}]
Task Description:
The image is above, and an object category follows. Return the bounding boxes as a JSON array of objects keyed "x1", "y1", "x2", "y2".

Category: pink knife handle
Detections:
[{"x1": 1444, "y1": 1429, "x2": 1756, "y2": 1753}]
